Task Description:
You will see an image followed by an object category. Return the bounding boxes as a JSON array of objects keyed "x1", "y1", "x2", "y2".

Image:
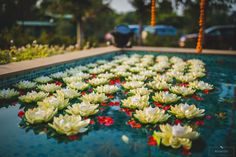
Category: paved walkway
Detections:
[{"x1": 0, "y1": 46, "x2": 235, "y2": 78}]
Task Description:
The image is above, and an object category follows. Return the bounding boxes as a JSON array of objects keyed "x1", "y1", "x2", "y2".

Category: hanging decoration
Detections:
[
  {"x1": 196, "y1": 0, "x2": 206, "y2": 53},
  {"x1": 150, "y1": 0, "x2": 156, "y2": 26}
]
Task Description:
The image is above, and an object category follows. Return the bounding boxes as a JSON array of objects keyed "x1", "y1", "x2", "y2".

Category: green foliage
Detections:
[{"x1": 0, "y1": 43, "x2": 77, "y2": 64}]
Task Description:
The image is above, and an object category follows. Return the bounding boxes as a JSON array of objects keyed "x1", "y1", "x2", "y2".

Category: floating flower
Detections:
[
  {"x1": 169, "y1": 103, "x2": 205, "y2": 119},
  {"x1": 153, "y1": 74, "x2": 173, "y2": 83},
  {"x1": 120, "y1": 108, "x2": 133, "y2": 116},
  {"x1": 188, "y1": 81, "x2": 213, "y2": 91},
  {"x1": 134, "y1": 106, "x2": 170, "y2": 124},
  {"x1": 66, "y1": 101, "x2": 99, "y2": 117},
  {"x1": 25, "y1": 106, "x2": 57, "y2": 124},
  {"x1": 95, "y1": 85, "x2": 119, "y2": 94},
  {"x1": 152, "y1": 91, "x2": 181, "y2": 104},
  {"x1": 15, "y1": 80, "x2": 36, "y2": 89},
  {"x1": 63, "y1": 76, "x2": 83, "y2": 84},
  {"x1": 37, "y1": 91, "x2": 69, "y2": 110},
  {"x1": 89, "y1": 78, "x2": 108, "y2": 86},
  {"x1": 175, "y1": 74, "x2": 197, "y2": 83},
  {"x1": 153, "y1": 124, "x2": 199, "y2": 149},
  {"x1": 122, "y1": 81, "x2": 144, "y2": 90},
  {"x1": 34, "y1": 76, "x2": 53, "y2": 84},
  {"x1": 89, "y1": 67, "x2": 106, "y2": 74},
  {"x1": 129, "y1": 87, "x2": 151, "y2": 96},
  {"x1": 38, "y1": 83, "x2": 61, "y2": 93},
  {"x1": 81, "y1": 92, "x2": 107, "y2": 103},
  {"x1": 18, "y1": 110, "x2": 25, "y2": 118},
  {"x1": 122, "y1": 95, "x2": 149, "y2": 109},
  {"x1": 73, "y1": 72, "x2": 91, "y2": 79},
  {"x1": 0, "y1": 88, "x2": 19, "y2": 100},
  {"x1": 98, "y1": 72, "x2": 115, "y2": 79},
  {"x1": 68, "y1": 82, "x2": 89, "y2": 91},
  {"x1": 126, "y1": 75, "x2": 146, "y2": 81},
  {"x1": 148, "y1": 136, "x2": 157, "y2": 146},
  {"x1": 170, "y1": 86, "x2": 196, "y2": 96},
  {"x1": 49, "y1": 114, "x2": 90, "y2": 136},
  {"x1": 19, "y1": 91, "x2": 48, "y2": 103},
  {"x1": 192, "y1": 95, "x2": 204, "y2": 101},
  {"x1": 97, "y1": 116, "x2": 114, "y2": 126},
  {"x1": 50, "y1": 72, "x2": 68, "y2": 79},
  {"x1": 195, "y1": 120, "x2": 204, "y2": 126},
  {"x1": 58, "y1": 88, "x2": 80, "y2": 99},
  {"x1": 127, "y1": 120, "x2": 142, "y2": 128},
  {"x1": 148, "y1": 81, "x2": 171, "y2": 91}
]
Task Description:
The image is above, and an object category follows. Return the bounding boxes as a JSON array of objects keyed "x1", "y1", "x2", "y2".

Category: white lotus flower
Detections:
[
  {"x1": 25, "y1": 106, "x2": 57, "y2": 124},
  {"x1": 189, "y1": 81, "x2": 213, "y2": 90},
  {"x1": 122, "y1": 95, "x2": 149, "y2": 109},
  {"x1": 126, "y1": 75, "x2": 146, "y2": 81},
  {"x1": 19, "y1": 91, "x2": 48, "y2": 103},
  {"x1": 34, "y1": 76, "x2": 53, "y2": 84},
  {"x1": 49, "y1": 114, "x2": 90, "y2": 136},
  {"x1": 122, "y1": 81, "x2": 144, "y2": 90},
  {"x1": 63, "y1": 76, "x2": 83, "y2": 84},
  {"x1": 58, "y1": 88, "x2": 80, "y2": 99},
  {"x1": 152, "y1": 91, "x2": 181, "y2": 104},
  {"x1": 68, "y1": 82, "x2": 89, "y2": 91},
  {"x1": 0, "y1": 88, "x2": 19, "y2": 100},
  {"x1": 95, "y1": 85, "x2": 119, "y2": 94},
  {"x1": 50, "y1": 72, "x2": 68, "y2": 79},
  {"x1": 97, "y1": 72, "x2": 115, "y2": 79},
  {"x1": 148, "y1": 80, "x2": 170, "y2": 90},
  {"x1": 129, "y1": 87, "x2": 151, "y2": 96},
  {"x1": 89, "y1": 67, "x2": 106, "y2": 74},
  {"x1": 15, "y1": 80, "x2": 36, "y2": 89},
  {"x1": 153, "y1": 74, "x2": 173, "y2": 83},
  {"x1": 72, "y1": 72, "x2": 91, "y2": 79},
  {"x1": 38, "y1": 83, "x2": 61, "y2": 93},
  {"x1": 134, "y1": 106, "x2": 170, "y2": 124},
  {"x1": 169, "y1": 103, "x2": 205, "y2": 119},
  {"x1": 175, "y1": 73, "x2": 196, "y2": 82},
  {"x1": 81, "y1": 92, "x2": 107, "y2": 103},
  {"x1": 66, "y1": 101, "x2": 99, "y2": 116},
  {"x1": 153, "y1": 124, "x2": 199, "y2": 149},
  {"x1": 37, "y1": 91, "x2": 69, "y2": 110},
  {"x1": 170, "y1": 86, "x2": 196, "y2": 96},
  {"x1": 89, "y1": 78, "x2": 108, "y2": 86}
]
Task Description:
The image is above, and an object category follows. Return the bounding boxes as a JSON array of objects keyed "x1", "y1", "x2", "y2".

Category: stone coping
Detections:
[{"x1": 0, "y1": 46, "x2": 235, "y2": 78}]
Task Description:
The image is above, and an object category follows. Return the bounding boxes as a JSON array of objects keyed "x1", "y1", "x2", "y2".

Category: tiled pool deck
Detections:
[{"x1": 0, "y1": 46, "x2": 235, "y2": 88}]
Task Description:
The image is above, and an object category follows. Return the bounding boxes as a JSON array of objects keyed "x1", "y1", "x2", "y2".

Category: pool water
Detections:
[{"x1": 0, "y1": 51, "x2": 236, "y2": 157}]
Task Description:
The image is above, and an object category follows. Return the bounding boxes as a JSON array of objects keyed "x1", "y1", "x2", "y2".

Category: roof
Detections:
[{"x1": 16, "y1": 21, "x2": 55, "y2": 27}]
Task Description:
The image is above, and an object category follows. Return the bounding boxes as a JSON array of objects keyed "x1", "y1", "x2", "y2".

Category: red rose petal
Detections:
[
  {"x1": 163, "y1": 105, "x2": 171, "y2": 111},
  {"x1": 195, "y1": 120, "x2": 204, "y2": 126},
  {"x1": 109, "y1": 101, "x2": 120, "y2": 106},
  {"x1": 81, "y1": 91, "x2": 86, "y2": 95},
  {"x1": 154, "y1": 102, "x2": 163, "y2": 108},
  {"x1": 127, "y1": 120, "x2": 142, "y2": 128},
  {"x1": 120, "y1": 108, "x2": 133, "y2": 116},
  {"x1": 107, "y1": 95, "x2": 114, "y2": 99},
  {"x1": 178, "y1": 83, "x2": 189, "y2": 87},
  {"x1": 101, "y1": 102, "x2": 107, "y2": 106},
  {"x1": 203, "y1": 89, "x2": 209, "y2": 94},
  {"x1": 182, "y1": 147, "x2": 191, "y2": 156},
  {"x1": 148, "y1": 136, "x2": 157, "y2": 146},
  {"x1": 90, "y1": 120, "x2": 95, "y2": 124},
  {"x1": 192, "y1": 95, "x2": 204, "y2": 101},
  {"x1": 205, "y1": 115, "x2": 212, "y2": 120},
  {"x1": 97, "y1": 116, "x2": 114, "y2": 126},
  {"x1": 174, "y1": 119, "x2": 182, "y2": 125},
  {"x1": 18, "y1": 110, "x2": 25, "y2": 118},
  {"x1": 68, "y1": 135, "x2": 79, "y2": 141},
  {"x1": 55, "y1": 81, "x2": 62, "y2": 86}
]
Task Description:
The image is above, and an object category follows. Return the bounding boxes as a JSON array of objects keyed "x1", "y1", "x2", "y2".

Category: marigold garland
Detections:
[
  {"x1": 196, "y1": 0, "x2": 206, "y2": 53},
  {"x1": 150, "y1": 0, "x2": 156, "y2": 26}
]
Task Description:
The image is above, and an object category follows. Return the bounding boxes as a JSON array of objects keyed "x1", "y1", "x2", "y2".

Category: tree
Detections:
[
  {"x1": 44, "y1": 0, "x2": 111, "y2": 48},
  {"x1": 129, "y1": 0, "x2": 151, "y2": 45}
]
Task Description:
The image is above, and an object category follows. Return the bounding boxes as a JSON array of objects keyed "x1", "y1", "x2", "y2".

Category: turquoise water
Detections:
[{"x1": 0, "y1": 51, "x2": 236, "y2": 157}]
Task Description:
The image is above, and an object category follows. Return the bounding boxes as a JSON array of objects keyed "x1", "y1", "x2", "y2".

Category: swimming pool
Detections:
[{"x1": 0, "y1": 51, "x2": 236, "y2": 157}]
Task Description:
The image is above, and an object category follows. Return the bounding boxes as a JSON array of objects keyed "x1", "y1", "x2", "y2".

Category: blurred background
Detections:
[{"x1": 0, "y1": 0, "x2": 236, "y2": 50}]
